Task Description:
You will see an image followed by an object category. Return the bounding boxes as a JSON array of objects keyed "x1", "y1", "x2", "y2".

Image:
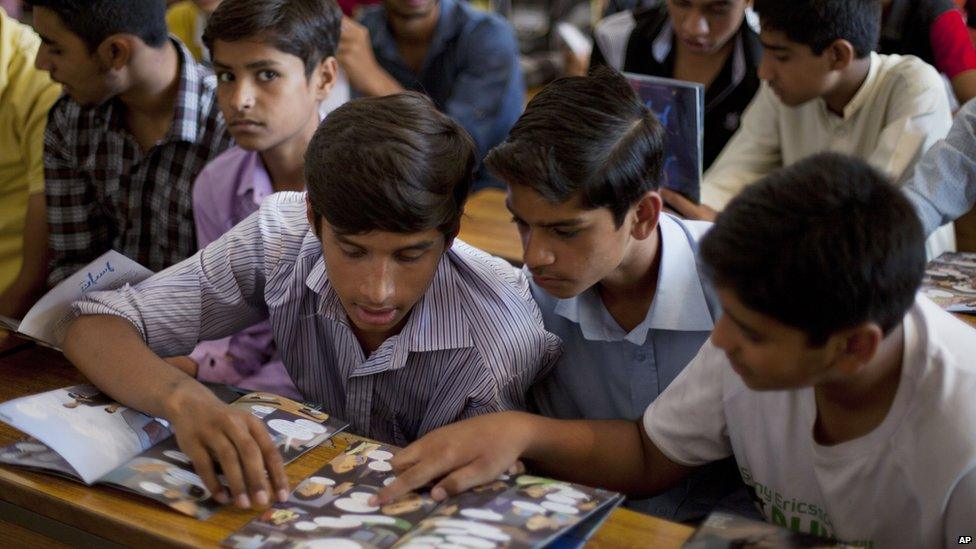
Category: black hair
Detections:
[
  {"x1": 26, "y1": 0, "x2": 168, "y2": 52},
  {"x1": 204, "y1": 0, "x2": 342, "y2": 77},
  {"x1": 700, "y1": 152, "x2": 925, "y2": 346},
  {"x1": 485, "y1": 66, "x2": 665, "y2": 227},
  {"x1": 753, "y1": 0, "x2": 881, "y2": 58},
  {"x1": 305, "y1": 92, "x2": 476, "y2": 239}
]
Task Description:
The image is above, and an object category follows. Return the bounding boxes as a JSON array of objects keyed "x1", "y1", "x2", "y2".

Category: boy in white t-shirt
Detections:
[{"x1": 373, "y1": 153, "x2": 976, "y2": 548}]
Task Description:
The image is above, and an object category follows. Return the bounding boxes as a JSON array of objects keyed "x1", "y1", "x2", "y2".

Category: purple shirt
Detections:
[{"x1": 190, "y1": 146, "x2": 300, "y2": 398}]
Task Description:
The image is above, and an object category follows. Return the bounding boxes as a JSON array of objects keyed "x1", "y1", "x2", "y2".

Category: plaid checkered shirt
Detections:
[{"x1": 44, "y1": 39, "x2": 232, "y2": 285}]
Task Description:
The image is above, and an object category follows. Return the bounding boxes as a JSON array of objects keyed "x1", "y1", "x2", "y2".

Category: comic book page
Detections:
[
  {"x1": 224, "y1": 443, "x2": 623, "y2": 548},
  {"x1": 921, "y1": 252, "x2": 976, "y2": 313},
  {"x1": 625, "y1": 72, "x2": 704, "y2": 204},
  {"x1": 0, "y1": 384, "x2": 171, "y2": 484},
  {"x1": 17, "y1": 250, "x2": 152, "y2": 348},
  {"x1": 96, "y1": 392, "x2": 349, "y2": 519}
]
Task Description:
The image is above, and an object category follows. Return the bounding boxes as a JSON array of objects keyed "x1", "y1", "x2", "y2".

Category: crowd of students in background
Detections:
[{"x1": 2, "y1": 0, "x2": 976, "y2": 546}]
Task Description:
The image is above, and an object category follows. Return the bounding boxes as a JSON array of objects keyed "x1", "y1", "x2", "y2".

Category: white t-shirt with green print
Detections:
[{"x1": 643, "y1": 295, "x2": 976, "y2": 548}]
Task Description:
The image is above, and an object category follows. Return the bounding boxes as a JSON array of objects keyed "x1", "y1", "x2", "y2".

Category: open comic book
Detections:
[
  {"x1": 921, "y1": 252, "x2": 976, "y2": 314},
  {"x1": 625, "y1": 72, "x2": 705, "y2": 204},
  {"x1": 0, "y1": 384, "x2": 348, "y2": 519},
  {"x1": 683, "y1": 512, "x2": 850, "y2": 548},
  {"x1": 224, "y1": 441, "x2": 623, "y2": 549},
  {"x1": 0, "y1": 250, "x2": 152, "y2": 350}
]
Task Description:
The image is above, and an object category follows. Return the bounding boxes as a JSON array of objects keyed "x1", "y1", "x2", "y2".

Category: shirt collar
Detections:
[
  {"x1": 303, "y1": 244, "x2": 474, "y2": 356},
  {"x1": 552, "y1": 214, "x2": 714, "y2": 345},
  {"x1": 652, "y1": 21, "x2": 673, "y2": 64},
  {"x1": 822, "y1": 52, "x2": 881, "y2": 121},
  {"x1": 235, "y1": 150, "x2": 275, "y2": 206}
]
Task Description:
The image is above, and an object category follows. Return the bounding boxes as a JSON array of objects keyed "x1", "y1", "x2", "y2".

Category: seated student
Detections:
[
  {"x1": 166, "y1": 0, "x2": 221, "y2": 63},
  {"x1": 28, "y1": 0, "x2": 232, "y2": 285},
  {"x1": 904, "y1": 98, "x2": 976, "y2": 235},
  {"x1": 338, "y1": 0, "x2": 524, "y2": 189},
  {"x1": 664, "y1": 0, "x2": 954, "y2": 255},
  {"x1": 64, "y1": 92, "x2": 560, "y2": 509},
  {"x1": 591, "y1": 0, "x2": 762, "y2": 169},
  {"x1": 376, "y1": 153, "x2": 976, "y2": 548},
  {"x1": 160, "y1": 0, "x2": 342, "y2": 399},
  {"x1": 0, "y1": 7, "x2": 60, "y2": 318},
  {"x1": 878, "y1": 0, "x2": 976, "y2": 104},
  {"x1": 486, "y1": 67, "x2": 752, "y2": 522}
]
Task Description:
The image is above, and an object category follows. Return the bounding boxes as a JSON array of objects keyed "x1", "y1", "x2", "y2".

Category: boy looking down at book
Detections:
[
  {"x1": 664, "y1": 0, "x2": 954, "y2": 255},
  {"x1": 487, "y1": 67, "x2": 750, "y2": 522},
  {"x1": 27, "y1": 0, "x2": 232, "y2": 284},
  {"x1": 376, "y1": 153, "x2": 976, "y2": 548},
  {"x1": 63, "y1": 93, "x2": 560, "y2": 510},
  {"x1": 161, "y1": 0, "x2": 342, "y2": 399}
]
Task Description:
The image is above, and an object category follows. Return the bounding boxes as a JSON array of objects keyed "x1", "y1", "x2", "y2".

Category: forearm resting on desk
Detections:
[{"x1": 63, "y1": 314, "x2": 290, "y2": 509}]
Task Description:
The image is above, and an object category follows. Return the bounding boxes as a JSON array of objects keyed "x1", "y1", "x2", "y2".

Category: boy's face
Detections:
[
  {"x1": 710, "y1": 287, "x2": 835, "y2": 390},
  {"x1": 667, "y1": 0, "x2": 748, "y2": 56},
  {"x1": 315, "y1": 215, "x2": 449, "y2": 351},
  {"x1": 213, "y1": 39, "x2": 330, "y2": 154},
  {"x1": 757, "y1": 29, "x2": 838, "y2": 107},
  {"x1": 507, "y1": 185, "x2": 645, "y2": 300},
  {"x1": 383, "y1": 0, "x2": 438, "y2": 20},
  {"x1": 32, "y1": 7, "x2": 117, "y2": 107}
]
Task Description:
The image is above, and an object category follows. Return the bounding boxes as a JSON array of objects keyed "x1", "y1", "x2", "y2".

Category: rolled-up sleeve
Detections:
[{"x1": 73, "y1": 206, "x2": 281, "y2": 358}]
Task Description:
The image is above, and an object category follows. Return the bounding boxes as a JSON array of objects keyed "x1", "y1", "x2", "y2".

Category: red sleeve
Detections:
[{"x1": 931, "y1": 9, "x2": 976, "y2": 77}]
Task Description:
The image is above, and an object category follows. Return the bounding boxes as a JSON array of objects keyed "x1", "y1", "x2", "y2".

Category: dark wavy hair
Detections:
[
  {"x1": 26, "y1": 0, "x2": 168, "y2": 52},
  {"x1": 305, "y1": 92, "x2": 476, "y2": 239},
  {"x1": 754, "y1": 0, "x2": 881, "y2": 58}
]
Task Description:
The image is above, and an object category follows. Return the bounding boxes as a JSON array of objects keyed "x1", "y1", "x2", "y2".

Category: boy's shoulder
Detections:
[
  {"x1": 192, "y1": 146, "x2": 254, "y2": 203},
  {"x1": 873, "y1": 52, "x2": 945, "y2": 94}
]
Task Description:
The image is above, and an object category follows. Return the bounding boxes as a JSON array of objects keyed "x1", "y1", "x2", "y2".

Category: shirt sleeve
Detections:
[
  {"x1": 865, "y1": 61, "x2": 952, "y2": 182},
  {"x1": 902, "y1": 98, "x2": 976, "y2": 236},
  {"x1": 444, "y1": 18, "x2": 523, "y2": 162},
  {"x1": 642, "y1": 340, "x2": 733, "y2": 466},
  {"x1": 944, "y1": 467, "x2": 976, "y2": 548},
  {"x1": 45, "y1": 103, "x2": 112, "y2": 286},
  {"x1": 929, "y1": 5, "x2": 976, "y2": 79},
  {"x1": 20, "y1": 67, "x2": 60, "y2": 196},
  {"x1": 701, "y1": 83, "x2": 783, "y2": 210},
  {"x1": 73, "y1": 205, "x2": 281, "y2": 358},
  {"x1": 191, "y1": 165, "x2": 225, "y2": 249}
]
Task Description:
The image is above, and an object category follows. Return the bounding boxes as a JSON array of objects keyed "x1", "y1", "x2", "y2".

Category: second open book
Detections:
[
  {"x1": 0, "y1": 385, "x2": 348, "y2": 519},
  {"x1": 224, "y1": 441, "x2": 623, "y2": 548}
]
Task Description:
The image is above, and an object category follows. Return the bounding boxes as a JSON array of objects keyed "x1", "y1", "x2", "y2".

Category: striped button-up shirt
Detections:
[
  {"x1": 75, "y1": 192, "x2": 561, "y2": 445},
  {"x1": 45, "y1": 38, "x2": 232, "y2": 285}
]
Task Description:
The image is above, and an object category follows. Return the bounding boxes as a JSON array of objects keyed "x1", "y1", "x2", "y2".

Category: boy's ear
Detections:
[
  {"x1": 312, "y1": 56, "x2": 339, "y2": 101},
  {"x1": 96, "y1": 35, "x2": 135, "y2": 71},
  {"x1": 826, "y1": 38, "x2": 856, "y2": 72},
  {"x1": 630, "y1": 191, "x2": 663, "y2": 241},
  {"x1": 828, "y1": 322, "x2": 883, "y2": 376}
]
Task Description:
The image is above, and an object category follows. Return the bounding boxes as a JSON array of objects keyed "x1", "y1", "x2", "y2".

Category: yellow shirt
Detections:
[
  {"x1": 166, "y1": 1, "x2": 206, "y2": 62},
  {"x1": 0, "y1": 9, "x2": 61, "y2": 294}
]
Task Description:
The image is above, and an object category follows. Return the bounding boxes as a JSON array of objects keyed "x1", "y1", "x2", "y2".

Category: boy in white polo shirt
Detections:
[{"x1": 375, "y1": 153, "x2": 976, "y2": 548}]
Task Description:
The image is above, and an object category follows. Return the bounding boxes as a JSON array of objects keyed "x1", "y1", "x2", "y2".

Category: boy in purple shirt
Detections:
[{"x1": 163, "y1": 0, "x2": 341, "y2": 397}]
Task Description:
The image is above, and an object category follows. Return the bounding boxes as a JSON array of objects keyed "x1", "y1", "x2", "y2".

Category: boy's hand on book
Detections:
[
  {"x1": 660, "y1": 189, "x2": 718, "y2": 222},
  {"x1": 164, "y1": 381, "x2": 289, "y2": 509},
  {"x1": 372, "y1": 411, "x2": 534, "y2": 505}
]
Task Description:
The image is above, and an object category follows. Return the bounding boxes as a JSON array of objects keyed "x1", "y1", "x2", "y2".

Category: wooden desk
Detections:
[
  {"x1": 459, "y1": 188, "x2": 523, "y2": 265},
  {"x1": 0, "y1": 337, "x2": 693, "y2": 548}
]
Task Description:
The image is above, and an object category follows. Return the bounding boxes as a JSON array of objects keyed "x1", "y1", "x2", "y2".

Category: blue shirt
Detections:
[
  {"x1": 530, "y1": 213, "x2": 718, "y2": 421},
  {"x1": 529, "y1": 214, "x2": 756, "y2": 522},
  {"x1": 359, "y1": 0, "x2": 524, "y2": 189},
  {"x1": 903, "y1": 97, "x2": 976, "y2": 236},
  {"x1": 76, "y1": 192, "x2": 561, "y2": 446}
]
